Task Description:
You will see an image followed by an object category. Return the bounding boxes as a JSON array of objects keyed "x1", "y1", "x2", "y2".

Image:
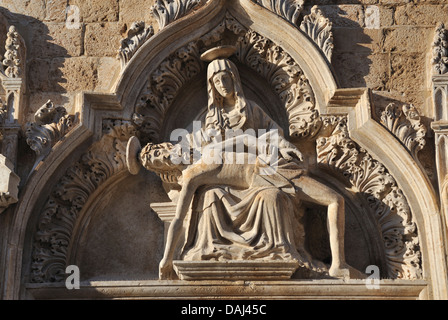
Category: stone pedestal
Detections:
[
  {"x1": 173, "y1": 260, "x2": 300, "y2": 281},
  {"x1": 150, "y1": 201, "x2": 176, "y2": 246}
]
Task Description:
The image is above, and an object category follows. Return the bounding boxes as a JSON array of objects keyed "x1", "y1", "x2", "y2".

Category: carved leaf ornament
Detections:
[
  {"x1": 299, "y1": 6, "x2": 333, "y2": 62},
  {"x1": 25, "y1": 101, "x2": 75, "y2": 159},
  {"x1": 252, "y1": 0, "x2": 304, "y2": 25},
  {"x1": 30, "y1": 121, "x2": 136, "y2": 283},
  {"x1": 316, "y1": 117, "x2": 422, "y2": 280},
  {"x1": 117, "y1": 21, "x2": 154, "y2": 68},
  {"x1": 150, "y1": 0, "x2": 208, "y2": 29},
  {"x1": 432, "y1": 23, "x2": 448, "y2": 75},
  {"x1": 133, "y1": 12, "x2": 320, "y2": 143},
  {"x1": 379, "y1": 103, "x2": 426, "y2": 160}
]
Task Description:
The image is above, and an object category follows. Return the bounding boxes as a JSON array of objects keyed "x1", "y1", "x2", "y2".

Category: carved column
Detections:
[
  {"x1": 0, "y1": 24, "x2": 25, "y2": 213},
  {"x1": 431, "y1": 23, "x2": 448, "y2": 256}
]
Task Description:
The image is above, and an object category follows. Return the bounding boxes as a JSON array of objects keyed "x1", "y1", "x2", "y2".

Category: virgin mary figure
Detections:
[{"x1": 169, "y1": 47, "x2": 352, "y2": 278}]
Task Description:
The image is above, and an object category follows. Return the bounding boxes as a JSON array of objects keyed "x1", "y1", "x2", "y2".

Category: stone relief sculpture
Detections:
[
  {"x1": 25, "y1": 100, "x2": 76, "y2": 168},
  {"x1": 317, "y1": 116, "x2": 422, "y2": 279},
  {"x1": 127, "y1": 46, "x2": 365, "y2": 280},
  {"x1": 30, "y1": 120, "x2": 136, "y2": 283}
]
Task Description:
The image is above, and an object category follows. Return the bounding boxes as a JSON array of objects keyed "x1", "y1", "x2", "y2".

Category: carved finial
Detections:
[
  {"x1": 25, "y1": 100, "x2": 75, "y2": 162},
  {"x1": 117, "y1": 21, "x2": 154, "y2": 69},
  {"x1": 150, "y1": 0, "x2": 207, "y2": 30},
  {"x1": 252, "y1": 0, "x2": 304, "y2": 26},
  {"x1": 300, "y1": 6, "x2": 334, "y2": 62},
  {"x1": 380, "y1": 103, "x2": 426, "y2": 159},
  {"x1": 2, "y1": 25, "x2": 22, "y2": 78},
  {"x1": 432, "y1": 23, "x2": 448, "y2": 75}
]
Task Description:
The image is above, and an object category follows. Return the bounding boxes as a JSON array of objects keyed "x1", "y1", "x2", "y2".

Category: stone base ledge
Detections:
[
  {"x1": 173, "y1": 260, "x2": 300, "y2": 280},
  {"x1": 24, "y1": 279, "x2": 427, "y2": 300}
]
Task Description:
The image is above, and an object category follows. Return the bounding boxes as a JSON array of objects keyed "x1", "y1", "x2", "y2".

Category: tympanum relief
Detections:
[
  {"x1": 27, "y1": 1, "x2": 425, "y2": 291},
  {"x1": 126, "y1": 46, "x2": 420, "y2": 281}
]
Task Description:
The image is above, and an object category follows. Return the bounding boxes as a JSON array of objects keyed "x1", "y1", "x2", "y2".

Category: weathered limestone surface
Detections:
[
  {"x1": 0, "y1": 1, "x2": 440, "y2": 120},
  {"x1": 0, "y1": 0, "x2": 447, "y2": 301}
]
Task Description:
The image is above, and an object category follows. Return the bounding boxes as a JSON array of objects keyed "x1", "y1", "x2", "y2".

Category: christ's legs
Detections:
[{"x1": 291, "y1": 176, "x2": 365, "y2": 279}]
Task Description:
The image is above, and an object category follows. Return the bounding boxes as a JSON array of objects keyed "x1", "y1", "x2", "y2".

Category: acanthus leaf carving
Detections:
[
  {"x1": 133, "y1": 13, "x2": 320, "y2": 144},
  {"x1": 300, "y1": 6, "x2": 334, "y2": 62},
  {"x1": 30, "y1": 120, "x2": 136, "y2": 283},
  {"x1": 117, "y1": 21, "x2": 154, "y2": 69},
  {"x1": 133, "y1": 41, "x2": 204, "y2": 143},
  {"x1": 234, "y1": 29, "x2": 320, "y2": 139},
  {"x1": 251, "y1": 0, "x2": 304, "y2": 26},
  {"x1": 379, "y1": 103, "x2": 427, "y2": 160},
  {"x1": 150, "y1": 0, "x2": 208, "y2": 30},
  {"x1": 25, "y1": 100, "x2": 76, "y2": 162},
  {"x1": 316, "y1": 117, "x2": 422, "y2": 280}
]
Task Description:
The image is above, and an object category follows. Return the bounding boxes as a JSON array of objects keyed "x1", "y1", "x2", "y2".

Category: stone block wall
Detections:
[{"x1": 0, "y1": 0, "x2": 444, "y2": 121}]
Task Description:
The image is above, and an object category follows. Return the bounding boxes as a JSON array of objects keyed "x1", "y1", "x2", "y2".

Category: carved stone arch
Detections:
[
  {"x1": 111, "y1": 0, "x2": 428, "y2": 284},
  {"x1": 163, "y1": 63, "x2": 289, "y2": 142},
  {"x1": 338, "y1": 91, "x2": 446, "y2": 298},
  {"x1": 113, "y1": 0, "x2": 338, "y2": 141}
]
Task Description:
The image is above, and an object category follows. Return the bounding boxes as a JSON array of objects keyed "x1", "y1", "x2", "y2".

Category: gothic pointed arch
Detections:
[{"x1": 3, "y1": 0, "x2": 446, "y2": 300}]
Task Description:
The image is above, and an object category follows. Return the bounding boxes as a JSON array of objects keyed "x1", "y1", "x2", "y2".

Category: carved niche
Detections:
[{"x1": 132, "y1": 12, "x2": 320, "y2": 144}]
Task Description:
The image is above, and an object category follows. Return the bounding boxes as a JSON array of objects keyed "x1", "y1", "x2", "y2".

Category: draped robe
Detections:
[{"x1": 180, "y1": 100, "x2": 307, "y2": 262}]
